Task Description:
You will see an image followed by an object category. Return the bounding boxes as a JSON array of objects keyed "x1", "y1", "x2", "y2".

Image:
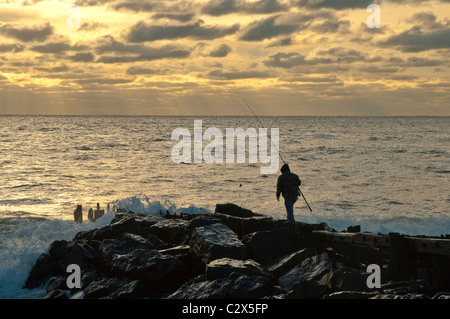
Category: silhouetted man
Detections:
[{"x1": 276, "y1": 164, "x2": 301, "y2": 223}]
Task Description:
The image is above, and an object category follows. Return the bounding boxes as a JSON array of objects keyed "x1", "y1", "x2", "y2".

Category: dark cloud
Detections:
[
  {"x1": 0, "y1": 22, "x2": 53, "y2": 42},
  {"x1": 94, "y1": 35, "x2": 191, "y2": 62},
  {"x1": 34, "y1": 63, "x2": 69, "y2": 73},
  {"x1": 263, "y1": 52, "x2": 306, "y2": 68},
  {"x1": 69, "y1": 52, "x2": 95, "y2": 62},
  {"x1": 266, "y1": 37, "x2": 293, "y2": 48},
  {"x1": 152, "y1": 13, "x2": 195, "y2": 23},
  {"x1": 126, "y1": 20, "x2": 240, "y2": 42},
  {"x1": 206, "y1": 69, "x2": 274, "y2": 80},
  {"x1": 126, "y1": 66, "x2": 169, "y2": 75},
  {"x1": 0, "y1": 43, "x2": 24, "y2": 52},
  {"x1": 30, "y1": 41, "x2": 72, "y2": 54},
  {"x1": 78, "y1": 22, "x2": 108, "y2": 32},
  {"x1": 379, "y1": 27, "x2": 450, "y2": 52},
  {"x1": 239, "y1": 15, "x2": 299, "y2": 41},
  {"x1": 209, "y1": 43, "x2": 232, "y2": 57},
  {"x1": 202, "y1": 0, "x2": 287, "y2": 16},
  {"x1": 293, "y1": 0, "x2": 374, "y2": 10},
  {"x1": 127, "y1": 21, "x2": 239, "y2": 43}
]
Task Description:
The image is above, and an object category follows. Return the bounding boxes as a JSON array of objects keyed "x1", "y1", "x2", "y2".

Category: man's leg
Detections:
[{"x1": 284, "y1": 198, "x2": 296, "y2": 223}]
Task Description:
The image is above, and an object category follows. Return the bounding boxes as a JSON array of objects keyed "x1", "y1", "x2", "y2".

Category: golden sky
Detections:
[{"x1": 0, "y1": 0, "x2": 449, "y2": 115}]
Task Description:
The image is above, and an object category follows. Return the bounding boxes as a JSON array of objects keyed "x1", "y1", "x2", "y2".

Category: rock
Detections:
[
  {"x1": 48, "y1": 240, "x2": 69, "y2": 260},
  {"x1": 433, "y1": 292, "x2": 450, "y2": 299},
  {"x1": 83, "y1": 277, "x2": 129, "y2": 299},
  {"x1": 24, "y1": 253, "x2": 61, "y2": 289},
  {"x1": 57, "y1": 242, "x2": 97, "y2": 271},
  {"x1": 371, "y1": 293, "x2": 430, "y2": 299},
  {"x1": 186, "y1": 215, "x2": 223, "y2": 235},
  {"x1": 159, "y1": 245, "x2": 191, "y2": 256},
  {"x1": 99, "y1": 233, "x2": 167, "y2": 269},
  {"x1": 265, "y1": 248, "x2": 317, "y2": 278},
  {"x1": 205, "y1": 258, "x2": 270, "y2": 280},
  {"x1": 215, "y1": 203, "x2": 258, "y2": 218},
  {"x1": 279, "y1": 252, "x2": 333, "y2": 290},
  {"x1": 189, "y1": 223, "x2": 247, "y2": 263},
  {"x1": 323, "y1": 291, "x2": 379, "y2": 299},
  {"x1": 44, "y1": 290, "x2": 69, "y2": 299},
  {"x1": 149, "y1": 219, "x2": 190, "y2": 244},
  {"x1": 75, "y1": 213, "x2": 164, "y2": 241},
  {"x1": 107, "y1": 280, "x2": 148, "y2": 299},
  {"x1": 380, "y1": 280, "x2": 427, "y2": 296},
  {"x1": 285, "y1": 280, "x2": 330, "y2": 299},
  {"x1": 46, "y1": 276, "x2": 68, "y2": 294},
  {"x1": 319, "y1": 268, "x2": 371, "y2": 292},
  {"x1": 168, "y1": 272, "x2": 271, "y2": 299},
  {"x1": 109, "y1": 249, "x2": 185, "y2": 292},
  {"x1": 242, "y1": 228, "x2": 297, "y2": 264}
]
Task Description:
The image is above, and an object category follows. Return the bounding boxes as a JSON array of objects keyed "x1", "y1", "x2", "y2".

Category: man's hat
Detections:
[{"x1": 280, "y1": 163, "x2": 290, "y2": 173}]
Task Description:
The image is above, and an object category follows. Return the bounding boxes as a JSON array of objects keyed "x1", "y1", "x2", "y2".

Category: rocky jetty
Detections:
[{"x1": 24, "y1": 203, "x2": 450, "y2": 299}]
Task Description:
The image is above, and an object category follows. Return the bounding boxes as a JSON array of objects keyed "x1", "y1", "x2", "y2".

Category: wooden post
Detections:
[
  {"x1": 74, "y1": 205, "x2": 83, "y2": 223},
  {"x1": 389, "y1": 233, "x2": 408, "y2": 281}
]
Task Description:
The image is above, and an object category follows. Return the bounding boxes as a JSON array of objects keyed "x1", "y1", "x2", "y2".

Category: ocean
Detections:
[{"x1": 0, "y1": 115, "x2": 449, "y2": 298}]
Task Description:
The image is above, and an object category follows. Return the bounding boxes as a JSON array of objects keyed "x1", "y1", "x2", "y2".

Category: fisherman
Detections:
[{"x1": 276, "y1": 164, "x2": 301, "y2": 223}]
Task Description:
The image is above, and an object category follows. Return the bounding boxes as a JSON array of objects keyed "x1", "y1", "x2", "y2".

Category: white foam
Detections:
[{"x1": 0, "y1": 212, "x2": 114, "y2": 299}]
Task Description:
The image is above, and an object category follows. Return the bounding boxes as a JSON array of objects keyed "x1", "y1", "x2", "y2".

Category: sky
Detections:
[{"x1": 0, "y1": 0, "x2": 449, "y2": 116}]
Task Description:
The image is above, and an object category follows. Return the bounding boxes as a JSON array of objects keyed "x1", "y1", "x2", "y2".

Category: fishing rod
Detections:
[{"x1": 242, "y1": 99, "x2": 313, "y2": 212}]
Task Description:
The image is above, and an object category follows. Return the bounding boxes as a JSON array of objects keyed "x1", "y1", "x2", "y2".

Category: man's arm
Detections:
[{"x1": 276, "y1": 175, "x2": 282, "y2": 200}]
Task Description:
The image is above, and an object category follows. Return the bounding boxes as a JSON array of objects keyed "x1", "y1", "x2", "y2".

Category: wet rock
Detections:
[
  {"x1": 215, "y1": 203, "x2": 258, "y2": 218},
  {"x1": 242, "y1": 228, "x2": 297, "y2": 264},
  {"x1": 205, "y1": 258, "x2": 270, "y2": 280},
  {"x1": 83, "y1": 277, "x2": 129, "y2": 299},
  {"x1": 168, "y1": 272, "x2": 271, "y2": 299},
  {"x1": 24, "y1": 254, "x2": 61, "y2": 289},
  {"x1": 265, "y1": 248, "x2": 317, "y2": 278},
  {"x1": 319, "y1": 268, "x2": 370, "y2": 292},
  {"x1": 44, "y1": 290, "x2": 69, "y2": 299},
  {"x1": 189, "y1": 223, "x2": 247, "y2": 263},
  {"x1": 323, "y1": 291, "x2": 379, "y2": 299},
  {"x1": 149, "y1": 219, "x2": 190, "y2": 244},
  {"x1": 285, "y1": 280, "x2": 330, "y2": 299},
  {"x1": 279, "y1": 253, "x2": 333, "y2": 290}
]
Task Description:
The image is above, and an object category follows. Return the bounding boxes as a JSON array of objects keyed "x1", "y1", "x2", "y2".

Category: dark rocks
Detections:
[
  {"x1": 205, "y1": 258, "x2": 270, "y2": 280},
  {"x1": 189, "y1": 223, "x2": 247, "y2": 263},
  {"x1": 242, "y1": 228, "x2": 297, "y2": 264},
  {"x1": 279, "y1": 252, "x2": 333, "y2": 290},
  {"x1": 215, "y1": 203, "x2": 259, "y2": 218},
  {"x1": 23, "y1": 203, "x2": 450, "y2": 299},
  {"x1": 168, "y1": 272, "x2": 271, "y2": 299}
]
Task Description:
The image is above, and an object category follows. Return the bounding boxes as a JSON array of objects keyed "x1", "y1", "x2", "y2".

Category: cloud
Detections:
[
  {"x1": 202, "y1": 0, "x2": 287, "y2": 16},
  {"x1": 206, "y1": 69, "x2": 274, "y2": 80},
  {"x1": 152, "y1": 13, "x2": 195, "y2": 23},
  {"x1": 0, "y1": 43, "x2": 25, "y2": 52},
  {"x1": 293, "y1": 0, "x2": 375, "y2": 10},
  {"x1": 266, "y1": 37, "x2": 293, "y2": 48},
  {"x1": 126, "y1": 66, "x2": 169, "y2": 75},
  {"x1": 30, "y1": 41, "x2": 72, "y2": 54},
  {"x1": 34, "y1": 64, "x2": 69, "y2": 73},
  {"x1": 0, "y1": 22, "x2": 53, "y2": 42},
  {"x1": 94, "y1": 35, "x2": 191, "y2": 62},
  {"x1": 209, "y1": 43, "x2": 232, "y2": 57},
  {"x1": 239, "y1": 15, "x2": 299, "y2": 41},
  {"x1": 69, "y1": 52, "x2": 95, "y2": 62},
  {"x1": 379, "y1": 27, "x2": 450, "y2": 52},
  {"x1": 78, "y1": 22, "x2": 108, "y2": 32},
  {"x1": 126, "y1": 20, "x2": 240, "y2": 42}
]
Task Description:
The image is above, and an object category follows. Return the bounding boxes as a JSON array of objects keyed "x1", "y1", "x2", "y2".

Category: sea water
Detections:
[{"x1": 0, "y1": 115, "x2": 449, "y2": 298}]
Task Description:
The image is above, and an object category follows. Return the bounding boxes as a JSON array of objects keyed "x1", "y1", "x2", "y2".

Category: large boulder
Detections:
[
  {"x1": 24, "y1": 253, "x2": 61, "y2": 289},
  {"x1": 205, "y1": 258, "x2": 270, "y2": 280},
  {"x1": 265, "y1": 248, "x2": 317, "y2": 278},
  {"x1": 168, "y1": 272, "x2": 271, "y2": 299},
  {"x1": 242, "y1": 228, "x2": 297, "y2": 264},
  {"x1": 148, "y1": 219, "x2": 190, "y2": 244},
  {"x1": 279, "y1": 252, "x2": 333, "y2": 290},
  {"x1": 189, "y1": 223, "x2": 247, "y2": 263},
  {"x1": 215, "y1": 203, "x2": 258, "y2": 218},
  {"x1": 319, "y1": 268, "x2": 370, "y2": 292}
]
